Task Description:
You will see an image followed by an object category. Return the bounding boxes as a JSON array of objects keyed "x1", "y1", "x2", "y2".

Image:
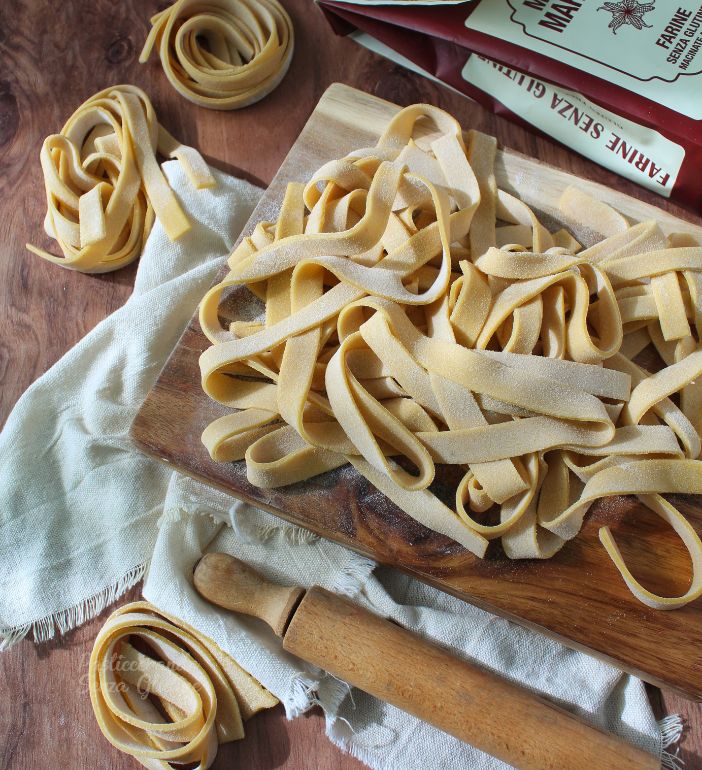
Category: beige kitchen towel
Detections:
[
  {"x1": 0, "y1": 160, "x2": 681, "y2": 769},
  {"x1": 0, "y1": 160, "x2": 262, "y2": 645},
  {"x1": 143, "y1": 477, "x2": 682, "y2": 770}
]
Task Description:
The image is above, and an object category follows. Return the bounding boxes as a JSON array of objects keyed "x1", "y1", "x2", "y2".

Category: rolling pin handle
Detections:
[{"x1": 193, "y1": 552, "x2": 305, "y2": 637}]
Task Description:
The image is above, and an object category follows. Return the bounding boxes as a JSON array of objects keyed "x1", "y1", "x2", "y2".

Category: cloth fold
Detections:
[
  {"x1": 0, "y1": 161, "x2": 262, "y2": 644},
  {"x1": 0, "y1": 161, "x2": 676, "y2": 769}
]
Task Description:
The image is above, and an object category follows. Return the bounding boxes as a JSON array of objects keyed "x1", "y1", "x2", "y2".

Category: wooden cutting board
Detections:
[{"x1": 131, "y1": 83, "x2": 702, "y2": 700}]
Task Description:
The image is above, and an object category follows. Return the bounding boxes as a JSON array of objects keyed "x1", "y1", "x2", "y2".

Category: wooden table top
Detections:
[{"x1": 0, "y1": 0, "x2": 700, "y2": 767}]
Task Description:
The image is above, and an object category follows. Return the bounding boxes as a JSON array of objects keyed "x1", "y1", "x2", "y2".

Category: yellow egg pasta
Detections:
[
  {"x1": 140, "y1": 0, "x2": 294, "y2": 110},
  {"x1": 27, "y1": 85, "x2": 215, "y2": 273},
  {"x1": 89, "y1": 601, "x2": 277, "y2": 769},
  {"x1": 198, "y1": 103, "x2": 702, "y2": 610}
]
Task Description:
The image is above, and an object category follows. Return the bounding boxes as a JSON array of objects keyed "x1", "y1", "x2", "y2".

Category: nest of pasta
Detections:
[
  {"x1": 89, "y1": 602, "x2": 277, "y2": 768},
  {"x1": 27, "y1": 85, "x2": 215, "y2": 273},
  {"x1": 198, "y1": 104, "x2": 702, "y2": 610}
]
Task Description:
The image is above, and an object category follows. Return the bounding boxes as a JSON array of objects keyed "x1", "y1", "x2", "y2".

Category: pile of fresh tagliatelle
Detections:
[
  {"x1": 89, "y1": 602, "x2": 277, "y2": 769},
  {"x1": 27, "y1": 85, "x2": 215, "y2": 273},
  {"x1": 198, "y1": 103, "x2": 702, "y2": 611},
  {"x1": 140, "y1": 0, "x2": 294, "y2": 110}
]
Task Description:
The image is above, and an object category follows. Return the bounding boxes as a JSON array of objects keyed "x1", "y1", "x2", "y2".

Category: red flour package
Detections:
[{"x1": 318, "y1": 0, "x2": 702, "y2": 211}]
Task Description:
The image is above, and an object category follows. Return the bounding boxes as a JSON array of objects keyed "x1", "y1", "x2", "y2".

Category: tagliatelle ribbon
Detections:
[
  {"x1": 26, "y1": 85, "x2": 215, "y2": 273},
  {"x1": 140, "y1": 0, "x2": 294, "y2": 110},
  {"x1": 89, "y1": 601, "x2": 278, "y2": 769},
  {"x1": 197, "y1": 102, "x2": 702, "y2": 609}
]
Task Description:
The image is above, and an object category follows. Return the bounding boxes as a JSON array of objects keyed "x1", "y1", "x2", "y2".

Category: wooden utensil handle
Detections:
[
  {"x1": 194, "y1": 552, "x2": 304, "y2": 636},
  {"x1": 284, "y1": 587, "x2": 660, "y2": 770}
]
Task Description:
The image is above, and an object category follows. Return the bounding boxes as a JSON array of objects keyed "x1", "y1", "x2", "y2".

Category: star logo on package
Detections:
[{"x1": 598, "y1": 0, "x2": 656, "y2": 34}]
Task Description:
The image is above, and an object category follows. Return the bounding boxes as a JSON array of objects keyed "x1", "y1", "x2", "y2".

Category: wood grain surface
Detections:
[{"x1": 0, "y1": 0, "x2": 700, "y2": 767}]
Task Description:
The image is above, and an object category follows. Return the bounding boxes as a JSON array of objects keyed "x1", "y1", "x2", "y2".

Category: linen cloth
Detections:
[
  {"x1": 0, "y1": 161, "x2": 262, "y2": 643},
  {"x1": 0, "y1": 161, "x2": 676, "y2": 768}
]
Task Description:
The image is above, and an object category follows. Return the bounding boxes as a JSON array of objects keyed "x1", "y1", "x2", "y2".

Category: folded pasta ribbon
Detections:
[
  {"x1": 198, "y1": 102, "x2": 702, "y2": 609},
  {"x1": 27, "y1": 85, "x2": 215, "y2": 273},
  {"x1": 89, "y1": 601, "x2": 277, "y2": 769},
  {"x1": 140, "y1": 0, "x2": 294, "y2": 110}
]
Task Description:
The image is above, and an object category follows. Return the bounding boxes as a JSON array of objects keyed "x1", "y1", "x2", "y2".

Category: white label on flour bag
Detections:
[
  {"x1": 464, "y1": 0, "x2": 702, "y2": 119},
  {"x1": 462, "y1": 55, "x2": 685, "y2": 196}
]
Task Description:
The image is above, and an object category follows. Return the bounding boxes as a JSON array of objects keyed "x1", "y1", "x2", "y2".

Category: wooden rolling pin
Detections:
[{"x1": 193, "y1": 552, "x2": 659, "y2": 770}]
